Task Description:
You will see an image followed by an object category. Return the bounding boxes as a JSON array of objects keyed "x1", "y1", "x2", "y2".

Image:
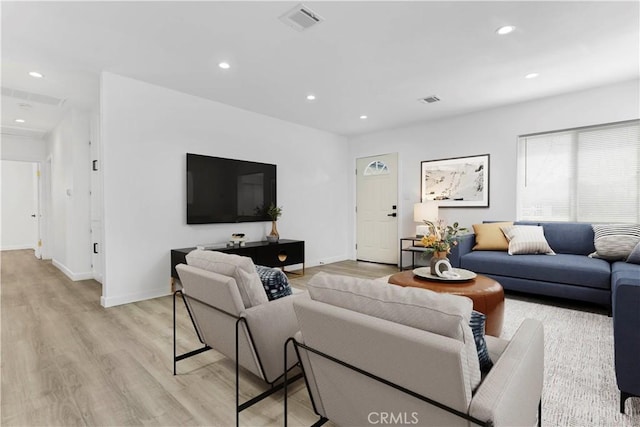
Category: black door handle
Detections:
[
  {"x1": 93, "y1": 243, "x2": 99, "y2": 254},
  {"x1": 387, "y1": 213, "x2": 397, "y2": 217},
  {"x1": 31, "y1": 214, "x2": 36, "y2": 218}
]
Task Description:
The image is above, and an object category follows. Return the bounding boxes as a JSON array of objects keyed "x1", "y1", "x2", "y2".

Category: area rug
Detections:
[
  {"x1": 374, "y1": 274, "x2": 638, "y2": 425},
  {"x1": 501, "y1": 296, "x2": 638, "y2": 426}
]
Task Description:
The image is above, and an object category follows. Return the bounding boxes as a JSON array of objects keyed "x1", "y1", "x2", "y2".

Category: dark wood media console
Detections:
[{"x1": 170, "y1": 239, "x2": 305, "y2": 280}]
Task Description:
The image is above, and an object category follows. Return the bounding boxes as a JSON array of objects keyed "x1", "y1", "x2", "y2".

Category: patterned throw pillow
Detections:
[
  {"x1": 500, "y1": 225, "x2": 555, "y2": 255},
  {"x1": 470, "y1": 310, "x2": 493, "y2": 373},
  {"x1": 255, "y1": 265, "x2": 292, "y2": 301},
  {"x1": 590, "y1": 224, "x2": 640, "y2": 261}
]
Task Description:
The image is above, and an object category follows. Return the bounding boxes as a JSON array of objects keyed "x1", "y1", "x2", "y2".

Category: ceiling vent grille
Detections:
[
  {"x1": 279, "y1": 4, "x2": 324, "y2": 32},
  {"x1": 1, "y1": 86, "x2": 66, "y2": 107},
  {"x1": 419, "y1": 95, "x2": 441, "y2": 104}
]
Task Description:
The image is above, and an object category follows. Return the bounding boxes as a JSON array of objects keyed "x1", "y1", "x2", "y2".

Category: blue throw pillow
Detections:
[
  {"x1": 626, "y1": 241, "x2": 640, "y2": 264},
  {"x1": 255, "y1": 265, "x2": 293, "y2": 301},
  {"x1": 469, "y1": 310, "x2": 493, "y2": 373}
]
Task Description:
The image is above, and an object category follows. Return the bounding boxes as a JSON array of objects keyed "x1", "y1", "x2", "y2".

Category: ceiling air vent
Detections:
[
  {"x1": 419, "y1": 95, "x2": 441, "y2": 104},
  {"x1": 1, "y1": 86, "x2": 66, "y2": 107},
  {"x1": 279, "y1": 4, "x2": 324, "y2": 32}
]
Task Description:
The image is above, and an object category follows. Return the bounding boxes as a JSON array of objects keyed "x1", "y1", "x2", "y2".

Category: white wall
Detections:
[
  {"x1": 348, "y1": 79, "x2": 640, "y2": 257},
  {"x1": 1, "y1": 160, "x2": 38, "y2": 250},
  {"x1": 100, "y1": 72, "x2": 349, "y2": 307},
  {"x1": 47, "y1": 108, "x2": 93, "y2": 280},
  {"x1": 0, "y1": 135, "x2": 47, "y2": 162}
]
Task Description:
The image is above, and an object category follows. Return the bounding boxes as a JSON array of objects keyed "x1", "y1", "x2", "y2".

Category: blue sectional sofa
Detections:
[
  {"x1": 449, "y1": 221, "x2": 639, "y2": 308},
  {"x1": 449, "y1": 221, "x2": 640, "y2": 413}
]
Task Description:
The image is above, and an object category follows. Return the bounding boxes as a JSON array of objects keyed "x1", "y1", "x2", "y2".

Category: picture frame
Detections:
[{"x1": 421, "y1": 154, "x2": 489, "y2": 207}]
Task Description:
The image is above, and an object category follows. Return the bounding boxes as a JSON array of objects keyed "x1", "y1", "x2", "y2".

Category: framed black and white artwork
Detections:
[{"x1": 421, "y1": 154, "x2": 489, "y2": 207}]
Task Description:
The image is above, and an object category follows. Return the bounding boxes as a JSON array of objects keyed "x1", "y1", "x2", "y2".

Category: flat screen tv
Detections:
[{"x1": 186, "y1": 153, "x2": 277, "y2": 224}]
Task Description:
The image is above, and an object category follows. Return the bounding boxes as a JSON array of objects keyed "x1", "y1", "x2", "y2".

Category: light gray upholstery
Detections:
[
  {"x1": 176, "y1": 263, "x2": 304, "y2": 383},
  {"x1": 293, "y1": 273, "x2": 544, "y2": 426}
]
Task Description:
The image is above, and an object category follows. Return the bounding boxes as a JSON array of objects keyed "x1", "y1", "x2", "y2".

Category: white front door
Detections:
[{"x1": 356, "y1": 153, "x2": 398, "y2": 264}]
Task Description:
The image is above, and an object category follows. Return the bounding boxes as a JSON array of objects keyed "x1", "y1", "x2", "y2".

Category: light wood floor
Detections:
[{"x1": 1, "y1": 250, "x2": 397, "y2": 426}]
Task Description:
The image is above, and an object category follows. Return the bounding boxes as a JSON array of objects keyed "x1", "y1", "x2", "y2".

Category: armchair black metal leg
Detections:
[
  {"x1": 538, "y1": 399, "x2": 542, "y2": 427},
  {"x1": 173, "y1": 290, "x2": 211, "y2": 375},
  {"x1": 620, "y1": 391, "x2": 630, "y2": 414},
  {"x1": 310, "y1": 417, "x2": 329, "y2": 427},
  {"x1": 173, "y1": 290, "x2": 177, "y2": 375}
]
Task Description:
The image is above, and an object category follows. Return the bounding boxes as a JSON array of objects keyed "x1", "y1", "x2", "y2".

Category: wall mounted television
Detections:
[{"x1": 186, "y1": 153, "x2": 277, "y2": 224}]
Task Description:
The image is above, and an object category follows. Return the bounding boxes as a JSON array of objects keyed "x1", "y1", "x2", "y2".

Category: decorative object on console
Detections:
[
  {"x1": 590, "y1": 223, "x2": 640, "y2": 261},
  {"x1": 413, "y1": 201, "x2": 439, "y2": 237},
  {"x1": 500, "y1": 225, "x2": 555, "y2": 255},
  {"x1": 229, "y1": 233, "x2": 246, "y2": 247},
  {"x1": 266, "y1": 203, "x2": 283, "y2": 243},
  {"x1": 421, "y1": 154, "x2": 489, "y2": 207}
]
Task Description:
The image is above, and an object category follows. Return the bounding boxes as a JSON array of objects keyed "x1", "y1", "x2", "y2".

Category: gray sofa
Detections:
[{"x1": 449, "y1": 221, "x2": 640, "y2": 309}]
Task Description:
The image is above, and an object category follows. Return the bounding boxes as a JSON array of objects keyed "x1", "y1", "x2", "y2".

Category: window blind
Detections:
[{"x1": 517, "y1": 120, "x2": 640, "y2": 223}]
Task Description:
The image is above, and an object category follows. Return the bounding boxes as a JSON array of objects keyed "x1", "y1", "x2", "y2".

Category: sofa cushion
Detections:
[
  {"x1": 307, "y1": 272, "x2": 481, "y2": 391},
  {"x1": 591, "y1": 224, "x2": 640, "y2": 261},
  {"x1": 540, "y1": 222, "x2": 595, "y2": 255},
  {"x1": 472, "y1": 222, "x2": 512, "y2": 251},
  {"x1": 501, "y1": 225, "x2": 555, "y2": 255},
  {"x1": 460, "y1": 251, "x2": 611, "y2": 290},
  {"x1": 186, "y1": 249, "x2": 268, "y2": 308},
  {"x1": 612, "y1": 261, "x2": 640, "y2": 286},
  {"x1": 255, "y1": 265, "x2": 292, "y2": 300}
]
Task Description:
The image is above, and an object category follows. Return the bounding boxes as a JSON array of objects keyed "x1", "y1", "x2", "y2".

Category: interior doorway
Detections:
[
  {"x1": 355, "y1": 153, "x2": 398, "y2": 264},
  {"x1": 1, "y1": 160, "x2": 40, "y2": 257}
]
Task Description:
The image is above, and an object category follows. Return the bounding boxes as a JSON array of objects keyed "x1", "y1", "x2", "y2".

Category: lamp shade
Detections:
[{"x1": 413, "y1": 202, "x2": 439, "y2": 223}]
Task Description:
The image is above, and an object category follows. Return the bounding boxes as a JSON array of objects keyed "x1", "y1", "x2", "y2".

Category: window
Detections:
[
  {"x1": 363, "y1": 160, "x2": 389, "y2": 176},
  {"x1": 517, "y1": 120, "x2": 640, "y2": 223}
]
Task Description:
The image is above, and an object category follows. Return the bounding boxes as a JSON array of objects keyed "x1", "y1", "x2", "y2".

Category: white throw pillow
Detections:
[
  {"x1": 306, "y1": 272, "x2": 481, "y2": 392},
  {"x1": 501, "y1": 225, "x2": 555, "y2": 255},
  {"x1": 185, "y1": 249, "x2": 268, "y2": 308}
]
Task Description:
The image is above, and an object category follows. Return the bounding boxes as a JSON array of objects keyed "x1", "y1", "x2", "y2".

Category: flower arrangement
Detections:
[{"x1": 420, "y1": 220, "x2": 468, "y2": 254}]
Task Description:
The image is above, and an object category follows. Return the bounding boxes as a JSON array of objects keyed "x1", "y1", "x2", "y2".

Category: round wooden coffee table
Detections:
[{"x1": 388, "y1": 270, "x2": 504, "y2": 337}]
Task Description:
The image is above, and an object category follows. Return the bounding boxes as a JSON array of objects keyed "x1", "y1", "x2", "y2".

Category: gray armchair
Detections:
[
  {"x1": 285, "y1": 273, "x2": 544, "y2": 427},
  {"x1": 173, "y1": 250, "x2": 306, "y2": 426}
]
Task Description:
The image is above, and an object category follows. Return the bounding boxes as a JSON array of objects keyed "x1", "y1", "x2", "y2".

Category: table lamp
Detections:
[{"x1": 413, "y1": 201, "x2": 439, "y2": 237}]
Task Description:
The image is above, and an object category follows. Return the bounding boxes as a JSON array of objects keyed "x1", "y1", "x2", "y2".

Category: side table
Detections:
[{"x1": 399, "y1": 237, "x2": 430, "y2": 271}]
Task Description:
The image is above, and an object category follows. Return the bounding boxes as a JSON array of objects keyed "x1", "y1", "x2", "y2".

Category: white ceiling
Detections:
[{"x1": 1, "y1": 1, "x2": 638, "y2": 138}]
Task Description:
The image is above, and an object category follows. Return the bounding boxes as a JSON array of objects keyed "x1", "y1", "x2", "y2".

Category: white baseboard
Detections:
[
  {"x1": 1, "y1": 244, "x2": 35, "y2": 251},
  {"x1": 101, "y1": 287, "x2": 171, "y2": 308},
  {"x1": 52, "y1": 259, "x2": 94, "y2": 281},
  {"x1": 307, "y1": 254, "x2": 350, "y2": 268}
]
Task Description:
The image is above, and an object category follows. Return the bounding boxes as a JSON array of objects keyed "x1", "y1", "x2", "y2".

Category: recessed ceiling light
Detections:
[
  {"x1": 15, "y1": 119, "x2": 25, "y2": 123},
  {"x1": 28, "y1": 71, "x2": 44, "y2": 78},
  {"x1": 306, "y1": 94, "x2": 316, "y2": 101},
  {"x1": 496, "y1": 25, "x2": 516, "y2": 35},
  {"x1": 218, "y1": 62, "x2": 230, "y2": 69},
  {"x1": 525, "y1": 72, "x2": 540, "y2": 79},
  {"x1": 359, "y1": 115, "x2": 368, "y2": 120}
]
